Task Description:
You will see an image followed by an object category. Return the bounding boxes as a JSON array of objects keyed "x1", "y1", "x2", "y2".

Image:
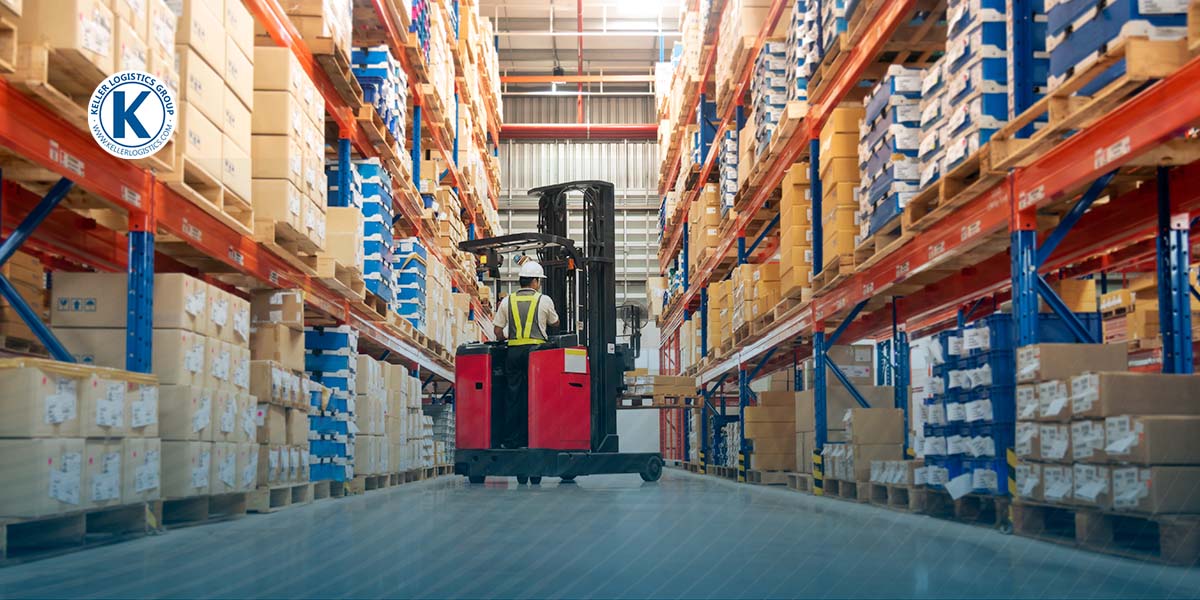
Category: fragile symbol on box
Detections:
[{"x1": 57, "y1": 297, "x2": 98, "y2": 313}]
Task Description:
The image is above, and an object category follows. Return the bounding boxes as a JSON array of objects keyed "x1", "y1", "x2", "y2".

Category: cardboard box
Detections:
[
  {"x1": 114, "y1": 0, "x2": 149, "y2": 40},
  {"x1": 222, "y1": 135, "x2": 252, "y2": 204},
  {"x1": 795, "y1": 385, "x2": 892, "y2": 432},
  {"x1": 251, "y1": 179, "x2": 305, "y2": 233},
  {"x1": 171, "y1": 0, "x2": 224, "y2": 72},
  {"x1": 210, "y1": 441, "x2": 238, "y2": 494},
  {"x1": 1072, "y1": 463, "x2": 1112, "y2": 508},
  {"x1": 147, "y1": 0, "x2": 176, "y2": 57},
  {"x1": 256, "y1": 402, "x2": 287, "y2": 445},
  {"x1": 0, "y1": 364, "x2": 82, "y2": 437},
  {"x1": 121, "y1": 437, "x2": 161, "y2": 502},
  {"x1": 224, "y1": 38, "x2": 253, "y2": 109},
  {"x1": 224, "y1": 0, "x2": 255, "y2": 57},
  {"x1": 1111, "y1": 466, "x2": 1200, "y2": 514},
  {"x1": 258, "y1": 444, "x2": 281, "y2": 485},
  {"x1": 250, "y1": 289, "x2": 305, "y2": 330},
  {"x1": 1016, "y1": 343, "x2": 1128, "y2": 383},
  {"x1": 0, "y1": 438, "x2": 86, "y2": 517},
  {"x1": 1041, "y1": 464, "x2": 1073, "y2": 504},
  {"x1": 1036, "y1": 380, "x2": 1070, "y2": 422},
  {"x1": 286, "y1": 407, "x2": 309, "y2": 445},
  {"x1": 1016, "y1": 384, "x2": 1038, "y2": 420},
  {"x1": 78, "y1": 373, "x2": 128, "y2": 438},
  {"x1": 159, "y1": 385, "x2": 213, "y2": 441},
  {"x1": 253, "y1": 46, "x2": 305, "y2": 96},
  {"x1": 116, "y1": 22, "x2": 148, "y2": 72},
  {"x1": 1038, "y1": 423, "x2": 1071, "y2": 463},
  {"x1": 251, "y1": 90, "x2": 306, "y2": 136},
  {"x1": 795, "y1": 432, "x2": 814, "y2": 473},
  {"x1": 325, "y1": 208, "x2": 365, "y2": 270},
  {"x1": 744, "y1": 421, "x2": 796, "y2": 438},
  {"x1": 154, "y1": 273, "x2": 209, "y2": 332},
  {"x1": 844, "y1": 408, "x2": 904, "y2": 445},
  {"x1": 237, "y1": 442, "x2": 258, "y2": 491},
  {"x1": 1015, "y1": 421, "x2": 1039, "y2": 459},
  {"x1": 842, "y1": 444, "x2": 902, "y2": 482},
  {"x1": 83, "y1": 440, "x2": 123, "y2": 508},
  {"x1": 50, "y1": 272, "x2": 125, "y2": 328},
  {"x1": 750, "y1": 452, "x2": 794, "y2": 471},
  {"x1": 211, "y1": 389, "x2": 242, "y2": 443},
  {"x1": 249, "y1": 361, "x2": 298, "y2": 407},
  {"x1": 176, "y1": 46, "x2": 224, "y2": 125},
  {"x1": 206, "y1": 337, "x2": 233, "y2": 390},
  {"x1": 21, "y1": 0, "x2": 115, "y2": 75},
  {"x1": 1072, "y1": 372, "x2": 1200, "y2": 418},
  {"x1": 1070, "y1": 419, "x2": 1106, "y2": 462},
  {"x1": 1104, "y1": 415, "x2": 1200, "y2": 465},
  {"x1": 204, "y1": 286, "x2": 231, "y2": 342},
  {"x1": 250, "y1": 324, "x2": 304, "y2": 372},
  {"x1": 177, "y1": 102, "x2": 223, "y2": 179},
  {"x1": 252, "y1": 134, "x2": 304, "y2": 183},
  {"x1": 1015, "y1": 461, "x2": 1042, "y2": 502}
]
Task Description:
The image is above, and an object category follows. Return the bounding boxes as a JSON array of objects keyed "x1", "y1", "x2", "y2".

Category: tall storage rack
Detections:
[
  {"x1": 656, "y1": 0, "x2": 1200, "y2": 483},
  {"x1": 0, "y1": 0, "x2": 502, "y2": 385}
]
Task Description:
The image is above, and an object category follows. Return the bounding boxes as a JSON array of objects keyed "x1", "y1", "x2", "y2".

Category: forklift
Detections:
[{"x1": 453, "y1": 181, "x2": 664, "y2": 484}]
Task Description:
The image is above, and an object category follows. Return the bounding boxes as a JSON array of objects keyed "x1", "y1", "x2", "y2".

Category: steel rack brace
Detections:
[
  {"x1": 891, "y1": 300, "x2": 910, "y2": 457},
  {"x1": 812, "y1": 299, "x2": 871, "y2": 492},
  {"x1": 698, "y1": 95, "x2": 717, "y2": 166},
  {"x1": 746, "y1": 212, "x2": 779, "y2": 258},
  {"x1": 0, "y1": 176, "x2": 76, "y2": 362},
  {"x1": 1012, "y1": 171, "x2": 1116, "y2": 346},
  {"x1": 1155, "y1": 166, "x2": 1194, "y2": 374}
]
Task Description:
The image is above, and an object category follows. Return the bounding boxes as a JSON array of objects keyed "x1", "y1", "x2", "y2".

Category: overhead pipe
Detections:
[
  {"x1": 500, "y1": 123, "x2": 657, "y2": 140},
  {"x1": 577, "y1": 0, "x2": 584, "y2": 124}
]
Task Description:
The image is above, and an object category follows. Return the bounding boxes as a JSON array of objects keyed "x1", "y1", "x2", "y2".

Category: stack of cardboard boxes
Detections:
[
  {"x1": 826, "y1": 408, "x2": 905, "y2": 483},
  {"x1": 273, "y1": 0, "x2": 352, "y2": 60},
  {"x1": 1013, "y1": 344, "x2": 1127, "y2": 506},
  {"x1": 745, "y1": 389, "x2": 797, "y2": 471},
  {"x1": 354, "y1": 355, "x2": 388, "y2": 476},
  {"x1": 707, "y1": 279, "x2": 732, "y2": 353},
  {"x1": 169, "y1": 0, "x2": 255, "y2": 212},
  {"x1": 0, "y1": 251, "x2": 46, "y2": 342},
  {"x1": 795, "y1": 346, "x2": 894, "y2": 476},
  {"x1": 50, "y1": 271, "x2": 256, "y2": 501},
  {"x1": 730, "y1": 262, "x2": 780, "y2": 333},
  {"x1": 1016, "y1": 344, "x2": 1200, "y2": 513},
  {"x1": 252, "y1": 45, "x2": 327, "y2": 253},
  {"x1": 1101, "y1": 274, "x2": 1200, "y2": 347},
  {"x1": 0, "y1": 359, "x2": 161, "y2": 517},
  {"x1": 779, "y1": 163, "x2": 813, "y2": 301},
  {"x1": 248, "y1": 289, "x2": 309, "y2": 487},
  {"x1": 819, "y1": 106, "x2": 864, "y2": 274},
  {"x1": 688, "y1": 185, "x2": 722, "y2": 276}
]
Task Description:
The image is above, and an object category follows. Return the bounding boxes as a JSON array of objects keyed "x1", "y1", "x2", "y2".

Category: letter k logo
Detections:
[{"x1": 111, "y1": 90, "x2": 151, "y2": 139}]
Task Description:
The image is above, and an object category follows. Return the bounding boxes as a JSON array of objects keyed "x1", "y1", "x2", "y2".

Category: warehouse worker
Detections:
[{"x1": 492, "y1": 259, "x2": 559, "y2": 449}]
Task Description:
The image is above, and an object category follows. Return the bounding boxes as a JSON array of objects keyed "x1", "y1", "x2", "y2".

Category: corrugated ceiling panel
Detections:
[{"x1": 503, "y1": 96, "x2": 654, "y2": 124}]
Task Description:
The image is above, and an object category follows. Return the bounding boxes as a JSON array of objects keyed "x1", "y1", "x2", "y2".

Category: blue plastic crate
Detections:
[
  {"x1": 964, "y1": 456, "x2": 1010, "y2": 495},
  {"x1": 305, "y1": 326, "x2": 358, "y2": 351},
  {"x1": 967, "y1": 422, "x2": 1016, "y2": 457},
  {"x1": 1047, "y1": 0, "x2": 1182, "y2": 38},
  {"x1": 959, "y1": 384, "x2": 1017, "y2": 423},
  {"x1": 947, "y1": 21, "x2": 1007, "y2": 73},
  {"x1": 868, "y1": 194, "x2": 906, "y2": 235},
  {"x1": 948, "y1": 0, "x2": 1006, "y2": 36},
  {"x1": 310, "y1": 462, "x2": 350, "y2": 482},
  {"x1": 924, "y1": 456, "x2": 964, "y2": 489},
  {"x1": 309, "y1": 415, "x2": 350, "y2": 436},
  {"x1": 961, "y1": 312, "x2": 1103, "y2": 353},
  {"x1": 304, "y1": 350, "x2": 355, "y2": 372},
  {"x1": 948, "y1": 57, "x2": 1008, "y2": 103}
]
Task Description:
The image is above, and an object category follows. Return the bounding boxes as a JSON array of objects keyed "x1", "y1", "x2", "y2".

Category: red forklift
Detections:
[{"x1": 454, "y1": 181, "x2": 664, "y2": 484}]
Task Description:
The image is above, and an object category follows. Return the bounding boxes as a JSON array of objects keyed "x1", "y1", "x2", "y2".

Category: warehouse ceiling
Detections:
[{"x1": 476, "y1": 0, "x2": 681, "y2": 94}]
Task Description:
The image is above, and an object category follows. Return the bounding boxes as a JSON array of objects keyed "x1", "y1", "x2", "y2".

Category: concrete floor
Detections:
[{"x1": 1, "y1": 470, "x2": 1199, "y2": 599}]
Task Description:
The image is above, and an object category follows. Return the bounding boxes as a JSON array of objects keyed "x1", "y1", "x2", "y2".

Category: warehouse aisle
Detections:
[{"x1": 1, "y1": 471, "x2": 1198, "y2": 599}]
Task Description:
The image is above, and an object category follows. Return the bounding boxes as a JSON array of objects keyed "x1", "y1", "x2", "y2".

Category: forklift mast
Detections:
[{"x1": 528, "y1": 181, "x2": 620, "y2": 453}]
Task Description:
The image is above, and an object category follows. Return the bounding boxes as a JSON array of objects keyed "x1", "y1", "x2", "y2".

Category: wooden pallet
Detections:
[
  {"x1": 715, "y1": 35, "x2": 756, "y2": 115},
  {"x1": 161, "y1": 156, "x2": 254, "y2": 236},
  {"x1": 161, "y1": 493, "x2": 247, "y2": 528},
  {"x1": 764, "y1": 101, "x2": 809, "y2": 158},
  {"x1": 344, "y1": 473, "x2": 392, "y2": 495},
  {"x1": 247, "y1": 483, "x2": 314, "y2": 514},
  {"x1": 355, "y1": 103, "x2": 402, "y2": 164},
  {"x1": 990, "y1": 38, "x2": 1193, "y2": 172},
  {"x1": 746, "y1": 469, "x2": 789, "y2": 486},
  {"x1": 888, "y1": 484, "x2": 922, "y2": 513},
  {"x1": 0, "y1": 502, "x2": 161, "y2": 563},
  {"x1": 1191, "y1": 0, "x2": 1200, "y2": 55},
  {"x1": 0, "y1": 333, "x2": 47, "y2": 356},
  {"x1": 787, "y1": 472, "x2": 813, "y2": 493},
  {"x1": 618, "y1": 394, "x2": 693, "y2": 409},
  {"x1": 919, "y1": 489, "x2": 1011, "y2": 530},
  {"x1": 903, "y1": 143, "x2": 1004, "y2": 233},
  {"x1": 867, "y1": 482, "x2": 891, "y2": 506},
  {"x1": 1014, "y1": 501, "x2": 1200, "y2": 565},
  {"x1": 732, "y1": 323, "x2": 752, "y2": 345},
  {"x1": 314, "y1": 256, "x2": 366, "y2": 300},
  {"x1": 806, "y1": 0, "x2": 947, "y2": 103},
  {"x1": 853, "y1": 216, "x2": 909, "y2": 271},
  {"x1": 749, "y1": 312, "x2": 775, "y2": 336},
  {"x1": 254, "y1": 220, "x2": 321, "y2": 277},
  {"x1": 311, "y1": 480, "x2": 332, "y2": 500},
  {"x1": 308, "y1": 37, "x2": 364, "y2": 109},
  {"x1": 814, "y1": 256, "x2": 856, "y2": 294},
  {"x1": 0, "y1": 16, "x2": 15, "y2": 74}
]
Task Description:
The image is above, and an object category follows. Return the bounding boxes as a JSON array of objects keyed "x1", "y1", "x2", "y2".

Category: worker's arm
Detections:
[
  {"x1": 545, "y1": 298, "x2": 560, "y2": 327},
  {"x1": 492, "y1": 298, "x2": 508, "y2": 341}
]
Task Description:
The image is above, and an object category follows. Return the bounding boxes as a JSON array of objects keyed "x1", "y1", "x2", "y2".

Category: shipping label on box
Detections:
[
  {"x1": 1016, "y1": 461, "x2": 1042, "y2": 501},
  {"x1": 84, "y1": 440, "x2": 123, "y2": 508},
  {"x1": 1037, "y1": 380, "x2": 1069, "y2": 421},
  {"x1": 1039, "y1": 423, "x2": 1071, "y2": 462},
  {"x1": 1070, "y1": 419, "x2": 1105, "y2": 462},
  {"x1": 1042, "y1": 464, "x2": 1073, "y2": 504},
  {"x1": 1072, "y1": 464, "x2": 1111, "y2": 508}
]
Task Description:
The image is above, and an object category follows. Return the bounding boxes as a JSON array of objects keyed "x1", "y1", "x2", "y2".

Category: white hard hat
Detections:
[{"x1": 518, "y1": 260, "x2": 546, "y2": 279}]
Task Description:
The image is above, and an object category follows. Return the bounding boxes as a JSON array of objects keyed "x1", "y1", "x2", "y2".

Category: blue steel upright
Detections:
[
  {"x1": 1156, "y1": 167, "x2": 1194, "y2": 373},
  {"x1": 126, "y1": 230, "x2": 154, "y2": 373},
  {"x1": 699, "y1": 288, "x2": 708, "y2": 358},
  {"x1": 812, "y1": 330, "x2": 826, "y2": 493},
  {"x1": 810, "y1": 138, "x2": 823, "y2": 273}
]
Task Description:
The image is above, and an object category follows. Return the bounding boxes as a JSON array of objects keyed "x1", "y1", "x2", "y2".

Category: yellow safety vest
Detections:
[{"x1": 507, "y1": 291, "x2": 545, "y2": 347}]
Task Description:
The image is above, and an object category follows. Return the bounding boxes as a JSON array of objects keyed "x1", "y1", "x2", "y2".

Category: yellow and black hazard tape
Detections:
[
  {"x1": 738, "y1": 452, "x2": 747, "y2": 482},
  {"x1": 812, "y1": 449, "x2": 824, "y2": 496},
  {"x1": 1006, "y1": 448, "x2": 1017, "y2": 496}
]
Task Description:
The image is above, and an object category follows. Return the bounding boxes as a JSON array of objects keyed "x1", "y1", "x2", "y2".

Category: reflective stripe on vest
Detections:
[{"x1": 507, "y1": 292, "x2": 545, "y2": 346}]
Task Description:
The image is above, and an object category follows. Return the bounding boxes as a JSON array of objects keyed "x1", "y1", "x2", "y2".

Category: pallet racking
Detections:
[
  {"x1": 656, "y1": 0, "x2": 1200, "y2": 485},
  {"x1": 0, "y1": 0, "x2": 503, "y2": 384}
]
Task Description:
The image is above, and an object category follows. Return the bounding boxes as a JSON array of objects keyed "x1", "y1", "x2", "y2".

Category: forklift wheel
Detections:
[
  {"x1": 640, "y1": 456, "x2": 664, "y2": 482},
  {"x1": 468, "y1": 476, "x2": 485, "y2": 484},
  {"x1": 529, "y1": 476, "x2": 542, "y2": 485},
  {"x1": 559, "y1": 476, "x2": 577, "y2": 483},
  {"x1": 516, "y1": 476, "x2": 529, "y2": 485}
]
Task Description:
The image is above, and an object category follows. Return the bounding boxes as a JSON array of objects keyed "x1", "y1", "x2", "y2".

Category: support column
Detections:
[
  {"x1": 812, "y1": 329, "x2": 826, "y2": 495},
  {"x1": 1156, "y1": 167, "x2": 1194, "y2": 373},
  {"x1": 699, "y1": 287, "x2": 708, "y2": 358},
  {"x1": 810, "y1": 138, "x2": 823, "y2": 275}
]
